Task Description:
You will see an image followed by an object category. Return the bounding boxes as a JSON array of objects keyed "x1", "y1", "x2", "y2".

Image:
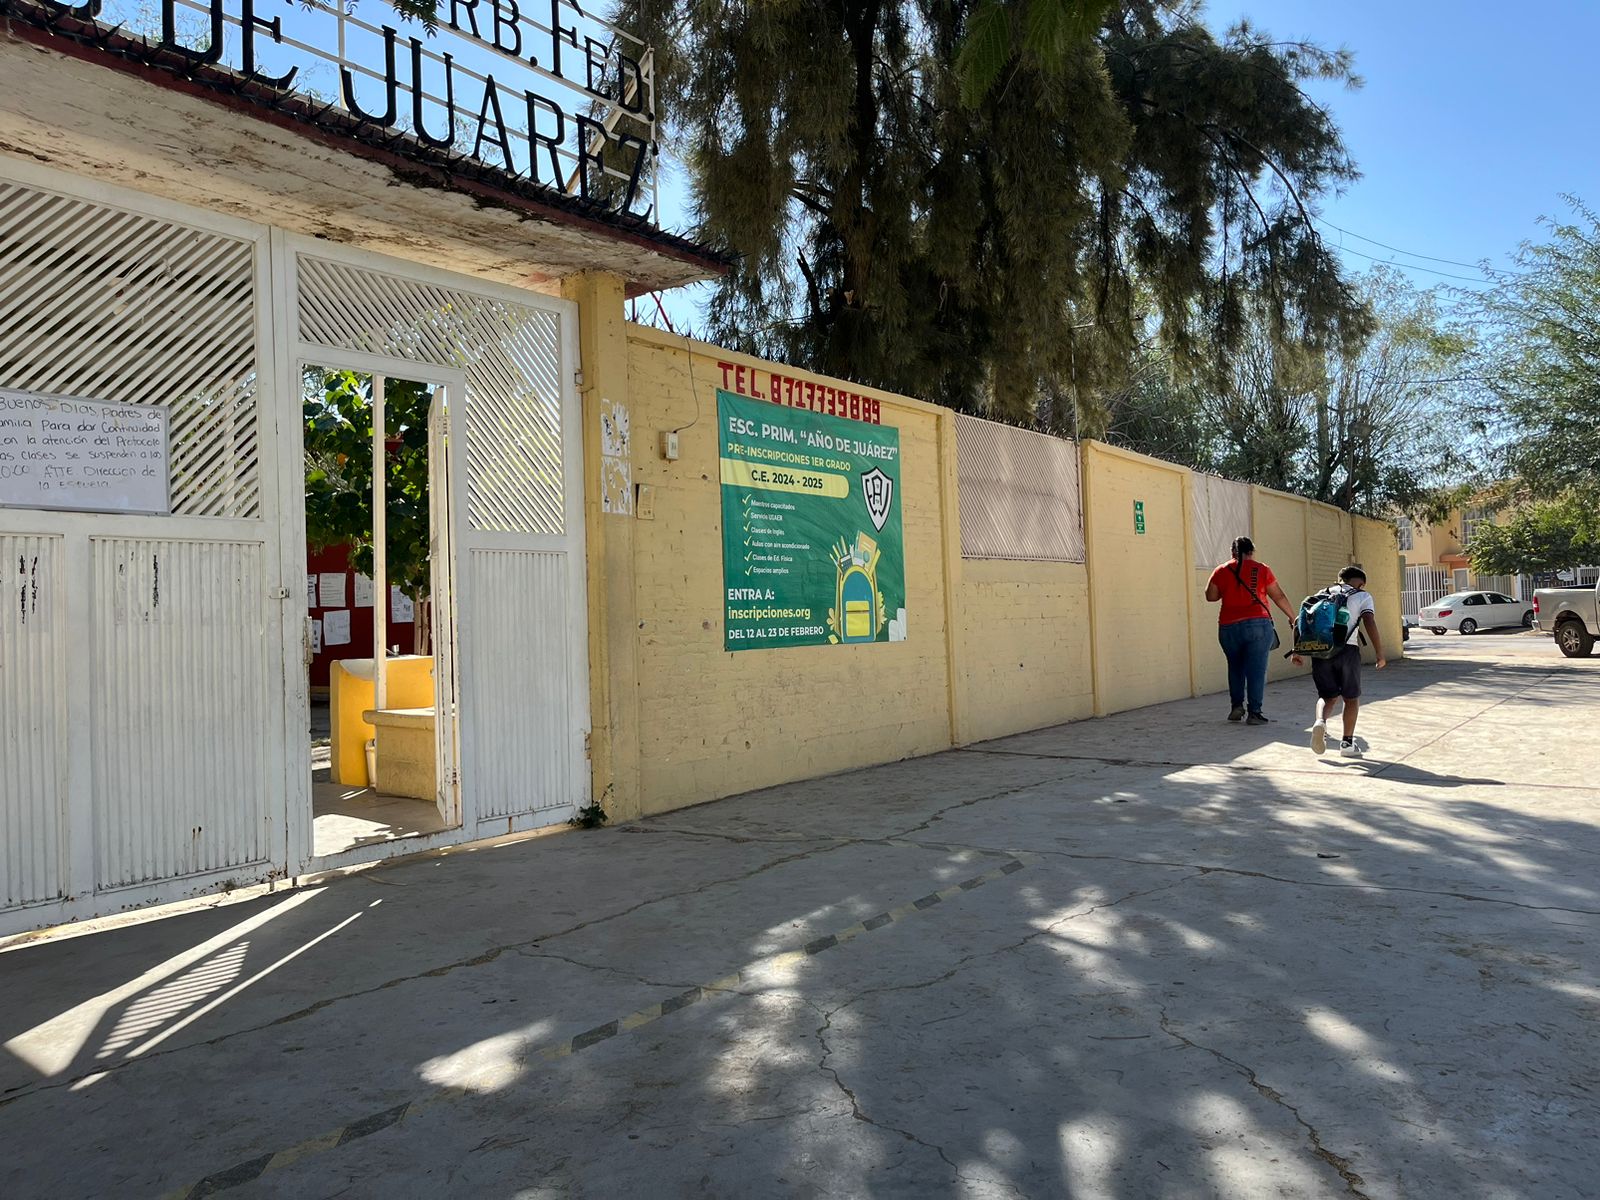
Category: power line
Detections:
[
  {"x1": 1327, "y1": 241, "x2": 1504, "y2": 285},
  {"x1": 1312, "y1": 216, "x2": 1510, "y2": 275}
]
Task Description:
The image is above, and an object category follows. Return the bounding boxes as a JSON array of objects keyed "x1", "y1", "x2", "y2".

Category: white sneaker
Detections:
[
  {"x1": 1339, "y1": 738, "x2": 1363, "y2": 759},
  {"x1": 1310, "y1": 721, "x2": 1327, "y2": 755}
]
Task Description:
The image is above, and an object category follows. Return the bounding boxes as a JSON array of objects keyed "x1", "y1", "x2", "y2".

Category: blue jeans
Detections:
[{"x1": 1219, "y1": 618, "x2": 1275, "y2": 714}]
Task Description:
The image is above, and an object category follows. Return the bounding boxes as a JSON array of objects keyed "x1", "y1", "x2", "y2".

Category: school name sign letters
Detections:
[{"x1": 11, "y1": 0, "x2": 659, "y2": 218}]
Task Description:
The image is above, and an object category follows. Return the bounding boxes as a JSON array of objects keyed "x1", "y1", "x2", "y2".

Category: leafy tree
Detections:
[
  {"x1": 1098, "y1": 269, "x2": 1472, "y2": 513},
  {"x1": 1092, "y1": 340, "x2": 1220, "y2": 470},
  {"x1": 1468, "y1": 492, "x2": 1600, "y2": 575},
  {"x1": 620, "y1": 0, "x2": 1368, "y2": 421},
  {"x1": 304, "y1": 369, "x2": 435, "y2": 649},
  {"x1": 1474, "y1": 198, "x2": 1600, "y2": 498}
]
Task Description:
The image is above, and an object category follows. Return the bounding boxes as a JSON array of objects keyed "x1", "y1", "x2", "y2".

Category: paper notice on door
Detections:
[
  {"x1": 390, "y1": 587, "x2": 415, "y2": 623},
  {"x1": 307, "y1": 576, "x2": 318, "y2": 608},
  {"x1": 310, "y1": 618, "x2": 323, "y2": 656},
  {"x1": 318, "y1": 572, "x2": 347, "y2": 608},
  {"x1": 323, "y1": 609, "x2": 351, "y2": 646},
  {"x1": 353, "y1": 574, "x2": 375, "y2": 607}
]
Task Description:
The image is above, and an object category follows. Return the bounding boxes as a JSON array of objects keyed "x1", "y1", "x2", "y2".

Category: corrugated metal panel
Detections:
[
  {"x1": 1310, "y1": 507, "x2": 1351, "y2": 589},
  {"x1": 954, "y1": 415, "x2": 1084, "y2": 561},
  {"x1": 91, "y1": 537, "x2": 271, "y2": 889},
  {"x1": 0, "y1": 535, "x2": 66, "y2": 909},
  {"x1": 1190, "y1": 474, "x2": 1253, "y2": 569},
  {"x1": 295, "y1": 255, "x2": 565, "y2": 535},
  {"x1": 0, "y1": 180, "x2": 260, "y2": 518},
  {"x1": 460, "y1": 549, "x2": 572, "y2": 819}
]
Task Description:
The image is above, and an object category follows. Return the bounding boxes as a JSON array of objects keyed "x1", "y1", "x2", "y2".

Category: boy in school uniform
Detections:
[{"x1": 1294, "y1": 565, "x2": 1387, "y2": 758}]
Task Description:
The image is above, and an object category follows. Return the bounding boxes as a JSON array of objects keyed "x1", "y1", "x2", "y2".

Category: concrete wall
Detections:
[
  {"x1": 1082, "y1": 442, "x2": 1193, "y2": 715},
  {"x1": 1252, "y1": 489, "x2": 1314, "y2": 685},
  {"x1": 1353, "y1": 517, "x2": 1405, "y2": 662},
  {"x1": 954, "y1": 559, "x2": 1094, "y2": 743},
  {"x1": 566, "y1": 286, "x2": 1407, "y2": 821},
  {"x1": 624, "y1": 327, "x2": 955, "y2": 817}
]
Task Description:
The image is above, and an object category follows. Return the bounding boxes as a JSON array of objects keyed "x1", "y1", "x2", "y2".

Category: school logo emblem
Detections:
[{"x1": 860, "y1": 468, "x2": 894, "y2": 532}]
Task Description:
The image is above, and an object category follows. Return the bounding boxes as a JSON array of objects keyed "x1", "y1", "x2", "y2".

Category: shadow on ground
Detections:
[{"x1": 1, "y1": 648, "x2": 1596, "y2": 1198}]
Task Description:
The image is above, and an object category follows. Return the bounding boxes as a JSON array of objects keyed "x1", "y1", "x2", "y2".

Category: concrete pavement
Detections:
[{"x1": 2, "y1": 632, "x2": 1597, "y2": 1198}]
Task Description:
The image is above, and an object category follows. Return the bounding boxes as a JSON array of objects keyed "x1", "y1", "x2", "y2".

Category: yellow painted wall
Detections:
[
  {"x1": 624, "y1": 327, "x2": 955, "y2": 816},
  {"x1": 955, "y1": 559, "x2": 1094, "y2": 742},
  {"x1": 328, "y1": 656, "x2": 435, "y2": 786},
  {"x1": 1083, "y1": 443, "x2": 1192, "y2": 715},
  {"x1": 570, "y1": 297, "x2": 1406, "y2": 821},
  {"x1": 1189, "y1": 566, "x2": 1227, "y2": 699},
  {"x1": 1353, "y1": 517, "x2": 1404, "y2": 662}
]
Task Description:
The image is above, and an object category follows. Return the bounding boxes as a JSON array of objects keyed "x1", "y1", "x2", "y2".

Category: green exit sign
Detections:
[{"x1": 1134, "y1": 500, "x2": 1146, "y2": 535}]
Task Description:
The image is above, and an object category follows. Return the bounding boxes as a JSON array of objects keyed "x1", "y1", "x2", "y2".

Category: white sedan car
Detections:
[{"x1": 1418, "y1": 591, "x2": 1535, "y2": 635}]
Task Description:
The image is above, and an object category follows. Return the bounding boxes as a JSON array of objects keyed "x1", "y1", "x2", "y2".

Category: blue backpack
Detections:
[{"x1": 1290, "y1": 585, "x2": 1354, "y2": 659}]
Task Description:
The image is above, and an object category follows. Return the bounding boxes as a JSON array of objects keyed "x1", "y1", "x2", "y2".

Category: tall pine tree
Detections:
[{"x1": 620, "y1": 0, "x2": 1368, "y2": 422}]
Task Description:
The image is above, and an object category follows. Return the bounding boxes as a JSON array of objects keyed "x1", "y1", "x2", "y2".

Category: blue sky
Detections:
[
  {"x1": 1205, "y1": 0, "x2": 1600, "y2": 295},
  {"x1": 651, "y1": 1, "x2": 1600, "y2": 329}
]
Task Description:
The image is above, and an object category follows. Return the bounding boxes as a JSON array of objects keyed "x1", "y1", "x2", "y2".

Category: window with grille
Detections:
[
  {"x1": 1395, "y1": 516, "x2": 1414, "y2": 551},
  {"x1": 0, "y1": 181, "x2": 260, "y2": 518}
]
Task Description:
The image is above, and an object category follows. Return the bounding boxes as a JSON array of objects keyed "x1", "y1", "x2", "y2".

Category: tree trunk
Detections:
[{"x1": 414, "y1": 597, "x2": 431, "y2": 656}]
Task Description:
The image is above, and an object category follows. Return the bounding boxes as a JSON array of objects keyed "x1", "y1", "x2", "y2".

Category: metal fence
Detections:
[
  {"x1": 1401, "y1": 567, "x2": 1577, "y2": 616},
  {"x1": 1402, "y1": 565, "x2": 1451, "y2": 618},
  {"x1": 1472, "y1": 574, "x2": 1530, "y2": 601}
]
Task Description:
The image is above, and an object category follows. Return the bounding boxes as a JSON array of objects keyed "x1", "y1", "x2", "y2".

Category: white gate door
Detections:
[
  {"x1": 429, "y1": 392, "x2": 461, "y2": 830},
  {"x1": 448, "y1": 316, "x2": 590, "y2": 832},
  {"x1": 291, "y1": 247, "x2": 589, "y2": 839},
  {"x1": 0, "y1": 169, "x2": 286, "y2": 935}
]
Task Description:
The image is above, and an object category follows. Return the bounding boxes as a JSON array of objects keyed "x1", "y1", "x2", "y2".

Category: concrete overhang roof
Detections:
[{"x1": 0, "y1": 8, "x2": 728, "y2": 296}]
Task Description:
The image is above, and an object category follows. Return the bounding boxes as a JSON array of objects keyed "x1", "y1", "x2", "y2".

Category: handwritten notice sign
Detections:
[
  {"x1": 0, "y1": 389, "x2": 169, "y2": 514},
  {"x1": 323, "y1": 609, "x2": 351, "y2": 646}
]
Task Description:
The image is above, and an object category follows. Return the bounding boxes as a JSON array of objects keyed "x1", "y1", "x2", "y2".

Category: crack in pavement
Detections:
[
  {"x1": 837, "y1": 837, "x2": 1600, "y2": 919},
  {"x1": 813, "y1": 1004, "x2": 963, "y2": 1178},
  {"x1": 888, "y1": 775, "x2": 1085, "y2": 841},
  {"x1": 960, "y1": 664, "x2": 1564, "y2": 793},
  {"x1": 1159, "y1": 1006, "x2": 1374, "y2": 1200},
  {"x1": 631, "y1": 771, "x2": 1079, "y2": 855},
  {"x1": 1035, "y1": 850, "x2": 1600, "y2": 917},
  {"x1": 828, "y1": 870, "x2": 1205, "y2": 1015},
  {"x1": 1367, "y1": 670, "x2": 1557, "y2": 779},
  {"x1": 514, "y1": 947, "x2": 698, "y2": 994}
]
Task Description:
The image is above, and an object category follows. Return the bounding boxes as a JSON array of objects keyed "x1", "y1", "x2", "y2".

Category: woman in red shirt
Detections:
[{"x1": 1205, "y1": 537, "x2": 1298, "y2": 724}]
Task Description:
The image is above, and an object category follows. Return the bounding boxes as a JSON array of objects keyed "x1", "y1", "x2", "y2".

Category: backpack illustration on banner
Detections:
[{"x1": 1289, "y1": 585, "x2": 1354, "y2": 659}]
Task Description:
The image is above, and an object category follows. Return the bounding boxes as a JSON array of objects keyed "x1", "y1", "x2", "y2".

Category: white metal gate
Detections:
[
  {"x1": 291, "y1": 247, "x2": 589, "y2": 848},
  {"x1": 0, "y1": 169, "x2": 286, "y2": 933},
  {"x1": 1, "y1": 165, "x2": 589, "y2": 933},
  {"x1": 1402, "y1": 565, "x2": 1451, "y2": 618}
]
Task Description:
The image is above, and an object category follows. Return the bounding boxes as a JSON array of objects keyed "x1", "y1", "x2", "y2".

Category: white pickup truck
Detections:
[{"x1": 1533, "y1": 581, "x2": 1600, "y2": 657}]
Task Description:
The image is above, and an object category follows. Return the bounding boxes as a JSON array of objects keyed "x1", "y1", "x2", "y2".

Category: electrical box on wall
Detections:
[{"x1": 659, "y1": 430, "x2": 680, "y2": 461}]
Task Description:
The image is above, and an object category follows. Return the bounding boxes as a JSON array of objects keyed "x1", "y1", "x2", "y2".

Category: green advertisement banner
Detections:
[{"x1": 719, "y1": 389, "x2": 905, "y2": 650}]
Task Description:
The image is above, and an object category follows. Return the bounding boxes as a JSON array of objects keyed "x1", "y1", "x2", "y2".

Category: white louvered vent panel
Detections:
[
  {"x1": 296, "y1": 256, "x2": 564, "y2": 535},
  {"x1": 91, "y1": 538, "x2": 271, "y2": 890},
  {"x1": 0, "y1": 182, "x2": 260, "y2": 518},
  {"x1": 0, "y1": 535, "x2": 66, "y2": 910},
  {"x1": 954, "y1": 415, "x2": 1085, "y2": 562},
  {"x1": 1191, "y1": 473, "x2": 1254, "y2": 569},
  {"x1": 461, "y1": 549, "x2": 573, "y2": 820},
  {"x1": 1310, "y1": 508, "x2": 1353, "y2": 587}
]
